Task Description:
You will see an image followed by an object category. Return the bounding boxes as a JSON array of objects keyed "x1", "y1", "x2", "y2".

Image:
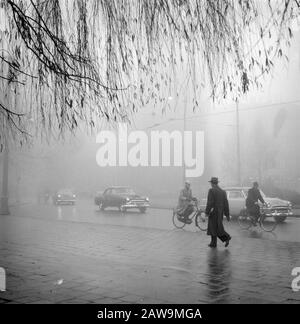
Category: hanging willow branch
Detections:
[{"x1": 0, "y1": 0, "x2": 299, "y2": 145}]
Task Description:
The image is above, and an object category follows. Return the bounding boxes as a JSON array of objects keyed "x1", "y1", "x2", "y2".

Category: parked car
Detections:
[
  {"x1": 53, "y1": 189, "x2": 76, "y2": 205},
  {"x1": 200, "y1": 187, "x2": 293, "y2": 223},
  {"x1": 95, "y1": 187, "x2": 150, "y2": 213}
]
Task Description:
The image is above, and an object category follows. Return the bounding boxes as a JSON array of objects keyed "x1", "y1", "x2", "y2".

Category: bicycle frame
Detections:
[
  {"x1": 177, "y1": 200, "x2": 200, "y2": 220},
  {"x1": 239, "y1": 206, "x2": 277, "y2": 232},
  {"x1": 173, "y1": 199, "x2": 208, "y2": 231}
]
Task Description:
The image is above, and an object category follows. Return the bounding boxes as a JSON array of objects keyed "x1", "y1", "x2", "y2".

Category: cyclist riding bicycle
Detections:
[
  {"x1": 246, "y1": 182, "x2": 267, "y2": 225},
  {"x1": 176, "y1": 181, "x2": 197, "y2": 224}
]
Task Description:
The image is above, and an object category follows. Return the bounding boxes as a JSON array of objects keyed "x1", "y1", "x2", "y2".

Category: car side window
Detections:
[{"x1": 228, "y1": 191, "x2": 244, "y2": 199}]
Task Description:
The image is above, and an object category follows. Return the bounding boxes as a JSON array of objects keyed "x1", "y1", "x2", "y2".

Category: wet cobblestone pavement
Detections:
[{"x1": 0, "y1": 214, "x2": 300, "y2": 304}]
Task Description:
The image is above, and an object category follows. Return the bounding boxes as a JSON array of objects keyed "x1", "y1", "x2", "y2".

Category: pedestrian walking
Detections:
[{"x1": 205, "y1": 177, "x2": 231, "y2": 248}]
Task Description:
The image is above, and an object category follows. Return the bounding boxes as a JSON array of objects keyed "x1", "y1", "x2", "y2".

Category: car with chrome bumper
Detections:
[
  {"x1": 200, "y1": 187, "x2": 293, "y2": 223},
  {"x1": 95, "y1": 187, "x2": 150, "y2": 213},
  {"x1": 53, "y1": 189, "x2": 76, "y2": 205},
  {"x1": 225, "y1": 187, "x2": 293, "y2": 223}
]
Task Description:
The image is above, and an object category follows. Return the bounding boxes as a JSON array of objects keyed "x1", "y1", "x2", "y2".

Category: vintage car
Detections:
[
  {"x1": 200, "y1": 187, "x2": 293, "y2": 223},
  {"x1": 53, "y1": 189, "x2": 76, "y2": 205},
  {"x1": 95, "y1": 187, "x2": 150, "y2": 213}
]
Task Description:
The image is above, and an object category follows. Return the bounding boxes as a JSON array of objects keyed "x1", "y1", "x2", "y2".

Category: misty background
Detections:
[{"x1": 2, "y1": 29, "x2": 300, "y2": 208}]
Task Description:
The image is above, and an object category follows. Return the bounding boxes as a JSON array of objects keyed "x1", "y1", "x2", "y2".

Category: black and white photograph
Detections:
[{"x1": 0, "y1": 0, "x2": 300, "y2": 309}]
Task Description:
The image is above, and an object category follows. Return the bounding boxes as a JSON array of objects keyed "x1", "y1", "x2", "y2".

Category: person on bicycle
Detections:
[
  {"x1": 246, "y1": 182, "x2": 266, "y2": 225},
  {"x1": 176, "y1": 181, "x2": 196, "y2": 224}
]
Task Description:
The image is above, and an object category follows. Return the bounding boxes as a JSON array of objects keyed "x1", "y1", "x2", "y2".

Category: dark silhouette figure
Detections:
[{"x1": 205, "y1": 177, "x2": 231, "y2": 248}]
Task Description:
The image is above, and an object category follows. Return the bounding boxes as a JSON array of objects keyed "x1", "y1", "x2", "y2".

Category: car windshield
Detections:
[
  {"x1": 59, "y1": 190, "x2": 73, "y2": 195},
  {"x1": 113, "y1": 188, "x2": 136, "y2": 195},
  {"x1": 228, "y1": 191, "x2": 244, "y2": 199}
]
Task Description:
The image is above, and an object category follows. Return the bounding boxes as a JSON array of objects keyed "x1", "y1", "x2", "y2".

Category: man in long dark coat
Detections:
[{"x1": 205, "y1": 177, "x2": 231, "y2": 248}]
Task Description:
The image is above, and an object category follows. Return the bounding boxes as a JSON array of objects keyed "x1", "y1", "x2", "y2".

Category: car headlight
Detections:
[
  {"x1": 58, "y1": 195, "x2": 61, "y2": 198},
  {"x1": 73, "y1": 195, "x2": 76, "y2": 198},
  {"x1": 145, "y1": 197, "x2": 149, "y2": 202},
  {"x1": 265, "y1": 202, "x2": 271, "y2": 208},
  {"x1": 288, "y1": 202, "x2": 292, "y2": 208},
  {"x1": 126, "y1": 197, "x2": 130, "y2": 202}
]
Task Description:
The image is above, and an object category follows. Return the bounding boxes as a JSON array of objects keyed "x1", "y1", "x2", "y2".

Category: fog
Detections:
[{"x1": 2, "y1": 30, "x2": 300, "y2": 209}]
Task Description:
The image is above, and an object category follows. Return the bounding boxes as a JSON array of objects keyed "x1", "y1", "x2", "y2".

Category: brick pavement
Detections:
[{"x1": 0, "y1": 215, "x2": 300, "y2": 304}]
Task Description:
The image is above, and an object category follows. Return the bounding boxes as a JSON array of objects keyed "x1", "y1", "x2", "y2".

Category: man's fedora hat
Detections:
[{"x1": 209, "y1": 177, "x2": 219, "y2": 184}]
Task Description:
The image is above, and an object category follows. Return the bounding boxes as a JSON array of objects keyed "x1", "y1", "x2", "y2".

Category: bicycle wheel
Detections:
[
  {"x1": 238, "y1": 210, "x2": 252, "y2": 230},
  {"x1": 260, "y1": 214, "x2": 277, "y2": 232},
  {"x1": 195, "y1": 211, "x2": 208, "y2": 232},
  {"x1": 172, "y1": 210, "x2": 186, "y2": 229}
]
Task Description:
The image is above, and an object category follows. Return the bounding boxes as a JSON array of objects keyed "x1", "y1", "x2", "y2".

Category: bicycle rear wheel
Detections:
[
  {"x1": 260, "y1": 214, "x2": 277, "y2": 232},
  {"x1": 238, "y1": 210, "x2": 252, "y2": 230},
  {"x1": 195, "y1": 211, "x2": 208, "y2": 232},
  {"x1": 172, "y1": 210, "x2": 186, "y2": 229}
]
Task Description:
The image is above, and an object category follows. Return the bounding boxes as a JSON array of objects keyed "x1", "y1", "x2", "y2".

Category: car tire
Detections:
[
  {"x1": 139, "y1": 207, "x2": 147, "y2": 214},
  {"x1": 274, "y1": 216, "x2": 287, "y2": 223}
]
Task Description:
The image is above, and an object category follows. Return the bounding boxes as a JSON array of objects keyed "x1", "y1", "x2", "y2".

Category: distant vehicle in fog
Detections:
[
  {"x1": 53, "y1": 189, "x2": 76, "y2": 205},
  {"x1": 200, "y1": 187, "x2": 293, "y2": 223},
  {"x1": 95, "y1": 187, "x2": 150, "y2": 213}
]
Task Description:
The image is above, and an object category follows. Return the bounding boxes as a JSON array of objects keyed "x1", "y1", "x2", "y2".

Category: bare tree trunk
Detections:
[
  {"x1": 236, "y1": 101, "x2": 241, "y2": 186},
  {"x1": 0, "y1": 137, "x2": 9, "y2": 215}
]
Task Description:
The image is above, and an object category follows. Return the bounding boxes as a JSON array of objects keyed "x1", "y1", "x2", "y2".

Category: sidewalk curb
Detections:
[{"x1": 7, "y1": 201, "x2": 300, "y2": 218}]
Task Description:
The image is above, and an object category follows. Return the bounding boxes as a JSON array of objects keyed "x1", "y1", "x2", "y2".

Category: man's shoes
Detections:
[
  {"x1": 208, "y1": 244, "x2": 217, "y2": 248},
  {"x1": 225, "y1": 237, "x2": 231, "y2": 248}
]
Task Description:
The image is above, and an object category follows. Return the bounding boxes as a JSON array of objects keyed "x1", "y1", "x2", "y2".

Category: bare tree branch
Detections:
[{"x1": 0, "y1": 0, "x2": 298, "y2": 145}]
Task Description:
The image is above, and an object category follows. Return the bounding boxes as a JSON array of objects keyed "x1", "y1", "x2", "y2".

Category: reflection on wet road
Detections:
[
  {"x1": 3, "y1": 200, "x2": 300, "y2": 304},
  {"x1": 10, "y1": 199, "x2": 300, "y2": 243},
  {"x1": 206, "y1": 249, "x2": 232, "y2": 303}
]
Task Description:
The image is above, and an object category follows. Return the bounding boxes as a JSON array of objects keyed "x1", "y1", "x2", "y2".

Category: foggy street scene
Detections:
[{"x1": 1, "y1": 0, "x2": 300, "y2": 306}]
